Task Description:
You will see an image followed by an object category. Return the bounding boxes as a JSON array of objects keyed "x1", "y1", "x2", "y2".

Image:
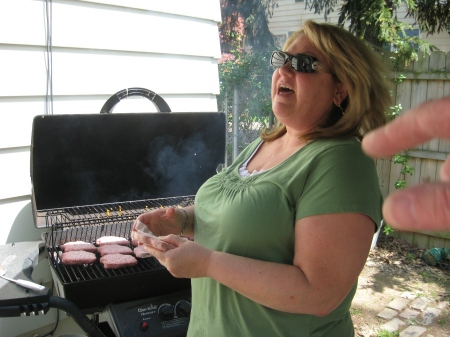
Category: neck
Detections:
[{"x1": 279, "y1": 130, "x2": 308, "y2": 148}]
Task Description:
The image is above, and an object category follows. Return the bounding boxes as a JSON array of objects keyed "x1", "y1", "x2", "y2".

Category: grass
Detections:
[
  {"x1": 350, "y1": 307, "x2": 362, "y2": 315},
  {"x1": 377, "y1": 329, "x2": 399, "y2": 337}
]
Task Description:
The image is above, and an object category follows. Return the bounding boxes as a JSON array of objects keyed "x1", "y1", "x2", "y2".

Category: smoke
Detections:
[{"x1": 143, "y1": 133, "x2": 210, "y2": 198}]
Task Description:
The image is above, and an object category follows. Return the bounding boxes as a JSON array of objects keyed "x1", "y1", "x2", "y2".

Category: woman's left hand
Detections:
[{"x1": 144, "y1": 235, "x2": 213, "y2": 279}]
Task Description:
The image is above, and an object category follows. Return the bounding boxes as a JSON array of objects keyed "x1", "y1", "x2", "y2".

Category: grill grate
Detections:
[
  {"x1": 51, "y1": 252, "x2": 163, "y2": 284},
  {"x1": 37, "y1": 196, "x2": 195, "y2": 228},
  {"x1": 41, "y1": 196, "x2": 194, "y2": 285}
]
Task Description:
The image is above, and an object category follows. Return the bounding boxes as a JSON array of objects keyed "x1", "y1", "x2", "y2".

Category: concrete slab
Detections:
[
  {"x1": 377, "y1": 308, "x2": 399, "y2": 320},
  {"x1": 437, "y1": 301, "x2": 449, "y2": 309},
  {"x1": 421, "y1": 307, "x2": 441, "y2": 325},
  {"x1": 401, "y1": 291, "x2": 418, "y2": 300},
  {"x1": 411, "y1": 297, "x2": 430, "y2": 311},
  {"x1": 380, "y1": 318, "x2": 407, "y2": 332},
  {"x1": 388, "y1": 297, "x2": 410, "y2": 311},
  {"x1": 399, "y1": 325, "x2": 427, "y2": 337},
  {"x1": 399, "y1": 308, "x2": 421, "y2": 320}
]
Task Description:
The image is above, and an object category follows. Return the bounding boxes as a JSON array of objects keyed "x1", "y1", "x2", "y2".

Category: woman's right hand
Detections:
[{"x1": 133, "y1": 207, "x2": 182, "y2": 237}]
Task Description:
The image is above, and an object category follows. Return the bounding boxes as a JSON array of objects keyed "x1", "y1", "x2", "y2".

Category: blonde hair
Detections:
[{"x1": 262, "y1": 20, "x2": 392, "y2": 141}]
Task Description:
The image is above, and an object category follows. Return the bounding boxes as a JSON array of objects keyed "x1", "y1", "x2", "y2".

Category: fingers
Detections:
[
  {"x1": 142, "y1": 235, "x2": 183, "y2": 259},
  {"x1": 160, "y1": 234, "x2": 187, "y2": 245},
  {"x1": 132, "y1": 231, "x2": 176, "y2": 251},
  {"x1": 163, "y1": 206, "x2": 176, "y2": 219},
  {"x1": 382, "y1": 182, "x2": 450, "y2": 231},
  {"x1": 362, "y1": 96, "x2": 450, "y2": 158},
  {"x1": 134, "y1": 207, "x2": 177, "y2": 235},
  {"x1": 144, "y1": 244, "x2": 164, "y2": 263},
  {"x1": 142, "y1": 236, "x2": 189, "y2": 276}
]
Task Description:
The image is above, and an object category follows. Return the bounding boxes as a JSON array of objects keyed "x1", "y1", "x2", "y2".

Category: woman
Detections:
[{"x1": 136, "y1": 20, "x2": 392, "y2": 336}]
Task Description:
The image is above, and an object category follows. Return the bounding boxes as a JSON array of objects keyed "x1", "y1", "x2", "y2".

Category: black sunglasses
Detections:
[{"x1": 270, "y1": 51, "x2": 334, "y2": 74}]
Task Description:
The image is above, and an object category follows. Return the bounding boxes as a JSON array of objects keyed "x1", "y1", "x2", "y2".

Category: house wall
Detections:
[{"x1": 0, "y1": 0, "x2": 221, "y2": 247}]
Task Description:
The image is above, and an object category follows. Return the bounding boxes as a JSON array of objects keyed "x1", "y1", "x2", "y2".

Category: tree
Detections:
[
  {"x1": 305, "y1": 0, "x2": 450, "y2": 36},
  {"x1": 406, "y1": 0, "x2": 450, "y2": 35},
  {"x1": 304, "y1": 0, "x2": 449, "y2": 63},
  {"x1": 219, "y1": 0, "x2": 278, "y2": 53},
  {"x1": 218, "y1": 0, "x2": 279, "y2": 160}
]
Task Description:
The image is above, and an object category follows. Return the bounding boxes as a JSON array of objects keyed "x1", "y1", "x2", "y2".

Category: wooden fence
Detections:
[{"x1": 377, "y1": 51, "x2": 450, "y2": 249}]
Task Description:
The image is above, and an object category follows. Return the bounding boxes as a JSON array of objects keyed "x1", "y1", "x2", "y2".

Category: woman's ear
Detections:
[{"x1": 333, "y1": 82, "x2": 348, "y2": 106}]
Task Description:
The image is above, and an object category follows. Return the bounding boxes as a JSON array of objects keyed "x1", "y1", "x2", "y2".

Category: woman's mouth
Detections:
[{"x1": 278, "y1": 85, "x2": 295, "y2": 94}]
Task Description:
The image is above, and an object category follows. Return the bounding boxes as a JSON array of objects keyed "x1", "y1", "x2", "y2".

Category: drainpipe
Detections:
[{"x1": 232, "y1": 87, "x2": 239, "y2": 161}]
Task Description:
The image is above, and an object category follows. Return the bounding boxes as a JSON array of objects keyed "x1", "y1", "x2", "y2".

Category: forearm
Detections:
[
  {"x1": 204, "y1": 214, "x2": 373, "y2": 315},
  {"x1": 205, "y1": 251, "x2": 347, "y2": 316}
]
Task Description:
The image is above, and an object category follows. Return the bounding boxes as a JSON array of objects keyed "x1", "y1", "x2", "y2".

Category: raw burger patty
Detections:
[
  {"x1": 134, "y1": 245, "x2": 152, "y2": 258},
  {"x1": 97, "y1": 244, "x2": 133, "y2": 256},
  {"x1": 131, "y1": 238, "x2": 139, "y2": 247},
  {"x1": 100, "y1": 254, "x2": 138, "y2": 269},
  {"x1": 96, "y1": 236, "x2": 129, "y2": 246},
  {"x1": 61, "y1": 241, "x2": 97, "y2": 253},
  {"x1": 61, "y1": 251, "x2": 97, "y2": 265}
]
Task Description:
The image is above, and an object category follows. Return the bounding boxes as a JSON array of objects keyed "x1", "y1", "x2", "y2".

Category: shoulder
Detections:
[
  {"x1": 307, "y1": 137, "x2": 370, "y2": 163},
  {"x1": 309, "y1": 137, "x2": 363, "y2": 152}
]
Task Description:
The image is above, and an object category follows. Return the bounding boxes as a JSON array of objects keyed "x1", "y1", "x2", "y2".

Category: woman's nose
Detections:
[{"x1": 278, "y1": 62, "x2": 294, "y2": 77}]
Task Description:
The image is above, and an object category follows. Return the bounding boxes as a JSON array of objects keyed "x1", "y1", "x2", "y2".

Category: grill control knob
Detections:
[
  {"x1": 175, "y1": 300, "x2": 191, "y2": 318},
  {"x1": 158, "y1": 303, "x2": 174, "y2": 320}
]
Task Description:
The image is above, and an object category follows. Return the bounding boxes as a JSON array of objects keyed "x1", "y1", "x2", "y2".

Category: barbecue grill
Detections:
[{"x1": 23, "y1": 88, "x2": 225, "y2": 336}]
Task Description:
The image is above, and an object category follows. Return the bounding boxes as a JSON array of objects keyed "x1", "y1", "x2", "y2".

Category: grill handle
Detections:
[
  {"x1": 49, "y1": 296, "x2": 106, "y2": 337},
  {"x1": 100, "y1": 87, "x2": 171, "y2": 113}
]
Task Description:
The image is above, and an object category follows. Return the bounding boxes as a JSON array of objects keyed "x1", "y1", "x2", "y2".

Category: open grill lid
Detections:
[
  {"x1": 30, "y1": 89, "x2": 226, "y2": 228},
  {"x1": 31, "y1": 112, "x2": 225, "y2": 220}
]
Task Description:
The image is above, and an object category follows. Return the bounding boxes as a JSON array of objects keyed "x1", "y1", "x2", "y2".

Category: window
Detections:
[{"x1": 382, "y1": 28, "x2": 420, "y2": 52}]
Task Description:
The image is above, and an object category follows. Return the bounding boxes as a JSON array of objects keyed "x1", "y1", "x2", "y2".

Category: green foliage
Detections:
[
  {"x1": 406, "y1": 0, "x2": 450, "y2": 35},
  {"x1": 219, "y1": 0, "x2": 278, "y2": 54},
  {"x1": 383, "y1": 225, "x2": 396, "y2": 235},
  {"x1": 393, "y1": 74, "x2": 407, "y2": 85},
  {"x1": 308, "y1": 0, "x2": 450, "y2": 37},
  {"x1": 384, "y1": 133, "x2": 415, "y2": 234},
  {"x1": 350, "y1": 307, "x2": 362, "y2": 315},
  {"x1": 304, "y1": 0, "x2": 338, "y2": 20},
  {"x1": 388, "y1": 103, "x2": 403, "y2": 120},
  {"x1": 394, "y1": 154, "x2": 415, "y2": 178},
  {"x1": 377, "y1": 329, "x2": 399, "y2": 337},
  {"x1": 337, "y1": 0, "x2": 436, "y2": 64},
  {"x1": 218, "y1": 50, "x2": 273, "y2": 120},
  {"x1": 218, "y1": 0, "x2": 279, "y2": 158}
]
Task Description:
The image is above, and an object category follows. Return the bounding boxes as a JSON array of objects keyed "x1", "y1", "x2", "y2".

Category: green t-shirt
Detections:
[{"x1": 188, "y1": 137, "x2": 382, "y2": 337}]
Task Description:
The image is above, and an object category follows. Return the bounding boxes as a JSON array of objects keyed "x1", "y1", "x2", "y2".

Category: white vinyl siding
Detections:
[{"x1": 0, "y1": 0, "x2": 222, "y2": 244}]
